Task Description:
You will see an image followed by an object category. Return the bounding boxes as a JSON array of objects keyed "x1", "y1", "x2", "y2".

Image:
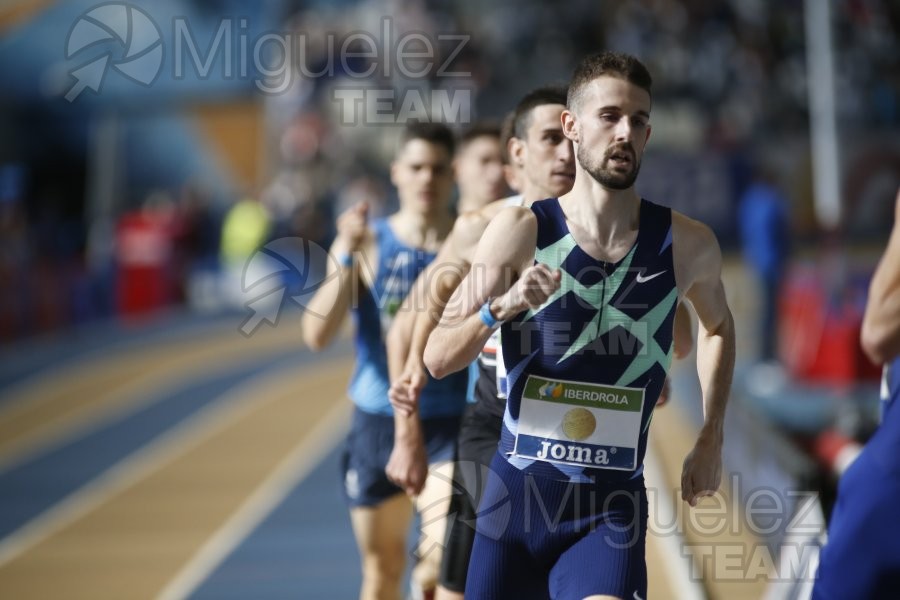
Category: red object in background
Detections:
[
  {"x1": 780, "y1": 269, "x2": 881, "y2": 384},
  {"x1": 812, "y1": 429, "x2": 862, "y2": 477},
  {"x1": 115, "y1": 211, "x2": 174, "y2": 316}
]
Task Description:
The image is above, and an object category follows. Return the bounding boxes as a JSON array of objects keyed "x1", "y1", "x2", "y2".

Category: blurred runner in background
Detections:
[
  {"x1": 387, "y1": 86, "x2": 576, "y2": 599},
  {"x1": 302, "y1": 122, "x2": 467, "y2": 600}
]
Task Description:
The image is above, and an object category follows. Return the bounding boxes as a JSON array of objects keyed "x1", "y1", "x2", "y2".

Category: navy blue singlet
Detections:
[{"x1": 499, "y1": 197, "x2": 678, "y2": 483}]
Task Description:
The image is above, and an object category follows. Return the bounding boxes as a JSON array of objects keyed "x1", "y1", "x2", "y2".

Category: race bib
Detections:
[{"x1": 513, "y1": 375, "x2": 645, "y2": 471}]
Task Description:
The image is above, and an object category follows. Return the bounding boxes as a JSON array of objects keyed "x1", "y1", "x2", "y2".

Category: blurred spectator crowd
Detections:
[{"x1": 1, "y1": 0, "x2": 898, "y2": 343}]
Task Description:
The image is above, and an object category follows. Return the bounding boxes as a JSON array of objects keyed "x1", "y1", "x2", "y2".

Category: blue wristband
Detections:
[
  {"x1": 479, "y1": 300, "x2": 503, "y2": 329},
  {"x1": 337, "y1": 253, "x2": 353, "y2": 268}
]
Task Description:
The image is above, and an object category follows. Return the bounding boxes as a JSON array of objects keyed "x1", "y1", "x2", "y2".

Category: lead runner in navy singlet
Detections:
[{"x1": 425, "y1": 51, "x2": 736, "y2": 600}]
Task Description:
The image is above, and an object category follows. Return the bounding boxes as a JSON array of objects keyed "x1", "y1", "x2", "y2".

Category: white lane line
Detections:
[
  {"x1": 0, "y1": 324, "x2": 232, "y2": 422},
  {"x1": 0, "y1": 334, "x2": 304, "y2": 473},
  {"x1": 156, "y1": 399, "x2": 351, "y2": 600},
  {"x1": 0, "y1": 363, "x2": 303, "y2": 567},
  {"x1": 0, "y1": 365, "x2": 241, "y2": 473},
  {"x1": 644, "y1": 442, "x2": 707, "y2": 600}
]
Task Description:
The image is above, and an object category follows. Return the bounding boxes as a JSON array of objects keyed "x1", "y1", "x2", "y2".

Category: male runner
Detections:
[
  {"x1": 389, "y1": 87, "x2": 693, "y2": 599},
  {"x1": 383, "y1": 118, "x2": 516, "y2": 495},
  {"x1": 813, "y1": 189, "x2": 900, "y2": 598},
  {"x1": 301, "y1": 122, "x2": 468, "y2": 600},
  {"x1": 425, "y1": 51, "x2": 735, "y2": 600},
  {"x1": 387, "y1": 86, "x2": 575, "y2": 599},
  {"x1": 452, "y1": 122, "x2": 509, "y2": 214}
]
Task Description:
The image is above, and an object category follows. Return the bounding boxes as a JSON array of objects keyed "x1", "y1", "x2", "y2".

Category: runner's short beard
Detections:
[{"x1": 578, "y1": 143, "x2": 641, "y2": 190}]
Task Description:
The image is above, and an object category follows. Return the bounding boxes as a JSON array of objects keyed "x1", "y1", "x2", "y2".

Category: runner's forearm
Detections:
[
  {"x1": 694, "y1": 310, "x2": 735, "y2": 442},
  {"x1": 425, "y1": 297, "x2": 506, "y2": 379},
  {"x1": 387, "y1": 307, "x2": 416, "y2": 382},
  {"x1": 302, "y1": 260, "x2": 358, "y2": 350}
]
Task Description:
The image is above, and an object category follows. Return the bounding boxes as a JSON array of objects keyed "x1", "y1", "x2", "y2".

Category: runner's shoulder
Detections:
[
  {"x1": 487, "y1": 204, "x2": 536, "y2": 241},
  {"x1": 672, "y1": 210, "x2": 721, "y2": 283},
  {"x1": 452, "y1": 198, "x2": 531, "y2": 246},
  {"x1": 672, "y1": 210, "x2": 718, "y2": 254}
]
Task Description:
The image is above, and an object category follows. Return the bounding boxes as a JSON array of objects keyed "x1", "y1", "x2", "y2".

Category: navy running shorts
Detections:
[
  {"x1": 465, "y1": 451, "x2": 648, "y2": 600},
  {"x1": 340, "y1": 406, "x2": 461, "y2": 508}
]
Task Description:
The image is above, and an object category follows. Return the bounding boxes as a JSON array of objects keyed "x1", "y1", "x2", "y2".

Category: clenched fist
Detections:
[
  {"x1": 335, "y1": 202, "x2": 369, "y2": 253},
  {"x1": 495, "y1": 263, "x2": 562, "y2": 319},
  {"x1": 681, "y1": 435, "x2": 723, "y2": 507},
  {"x1": 389, "y1": 360, "x2": 427, "y2": 417}
]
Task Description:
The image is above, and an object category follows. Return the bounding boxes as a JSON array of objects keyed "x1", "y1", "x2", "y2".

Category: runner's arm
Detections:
[
  {"x1": 386, "y1": 230, "x2": 469, "y2": 495},
  {"x1": 675, "y1": 214, "x2": 735, "y2": 505},
  {"x1": 425, "y1": 207, "x2": 555, "y2": 379},
  {"x1": 387, "y1": 209, "x2": 488, "y2": 390},
  {"x1": 391, "y1": 227, "x2": 474, "y2": 414},
  {"x1": 386, "y1": 270, "x2": 429, "y2": 383},
  {"x1": 861, "y1": 191, "x2": 900, "y2": 364},
  {"x1": 386, "y1": 295, "x2": 429, "y2": 494},
  {"x1": 302, "y1": 203, "x2": 371, "y2": 350},
  {"x1": 673, "y1": 301, "x2": 694, "y2": 360},
  {"x1": 301, "y1": 243, "x2": 370, "y2": 350}
]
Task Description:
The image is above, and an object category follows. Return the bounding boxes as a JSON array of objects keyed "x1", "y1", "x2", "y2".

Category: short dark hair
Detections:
[
  {"x1": 399, "y1": 122, "x2": 455, "y2": 156},
  {"x1": 459, "y1": 121, "x2": 502, "y2": 150},
  {"x1": 499, "y1": 111, "x2": 515, "y2": 165},
  {"x1": 512, "y1": 85, "x2": 568, "y2": 140},
  {"x1": 567, "y1": 51, "x2": 652, "y2": 111}
]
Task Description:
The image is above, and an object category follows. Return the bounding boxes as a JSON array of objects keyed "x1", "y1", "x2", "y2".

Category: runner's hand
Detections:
[
  {"x1": 388, "y1": 361, "x2": 428, "y2": 416},
  {"x1": 335, "y1": 201, "x2": 369, "y2": 252},
  {"x1": 386, "y1": 436, "x2": 428, "y2": 497},
  {"x1": 681, "y1": 435, "x2": 723, "y2": 507},
  {"x1": 496, "y1": 263, "x2": 561, "y2": 318}
]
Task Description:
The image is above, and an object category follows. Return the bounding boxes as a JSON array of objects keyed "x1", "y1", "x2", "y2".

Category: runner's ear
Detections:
[{"x1": 562, "y1": 109, "x2": 578, "y2": 143}]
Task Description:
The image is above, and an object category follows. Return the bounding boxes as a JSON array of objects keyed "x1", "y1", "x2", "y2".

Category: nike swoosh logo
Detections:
[
  {"x1": 633, "y1": 592, "x2": 644, "y2": 600},
  {"x1": 635, "y1": 270, "x2": 666, "y2": 283}
]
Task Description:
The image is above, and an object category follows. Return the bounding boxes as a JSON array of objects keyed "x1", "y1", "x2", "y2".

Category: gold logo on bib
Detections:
[{"x1": 562, "y1": 407, "x2": 596, "y2": 441}]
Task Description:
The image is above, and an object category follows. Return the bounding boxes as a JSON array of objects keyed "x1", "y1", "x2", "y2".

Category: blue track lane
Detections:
[
  {"x1": 0, "y1": 348, "x2": 309, "y2": 540},
  {"x1": 0, "y1": 311, "x2": 244, "y2": 400},
  {"x1": 190, "y1": 446, "x2": 362, "y2": 599},
  {"x1": 0, "y1": 308, "x2": 410, "y2": 597},
  {"x1": 192, "y1": 446, "x2": 425, "y2": 599}
]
